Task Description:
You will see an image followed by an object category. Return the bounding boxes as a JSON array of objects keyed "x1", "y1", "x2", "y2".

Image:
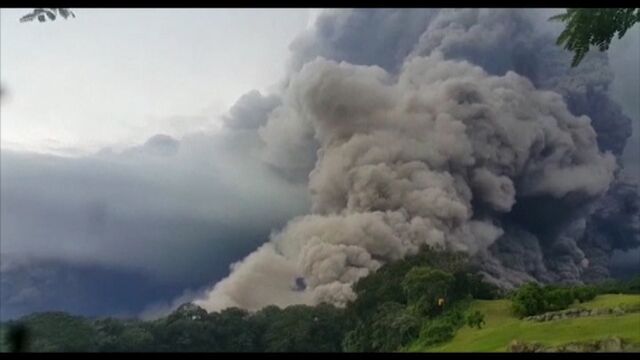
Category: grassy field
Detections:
[
  {"x1": 569, "y1": 294, "x2": 640, "y2": 310},
  {"x1": 407, "y1": 294, "x2": 640, "y2": 352}
]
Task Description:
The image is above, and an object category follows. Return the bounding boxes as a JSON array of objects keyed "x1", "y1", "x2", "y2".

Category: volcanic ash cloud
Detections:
[{"x1": 196, "y1": 53, "x2": 616, "y2": 311}]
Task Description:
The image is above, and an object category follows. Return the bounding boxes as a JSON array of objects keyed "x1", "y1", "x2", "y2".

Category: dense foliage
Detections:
[
  {"x1": 510, "y1": 276, "x2": 640, "y2": 317},
  {"x1": 3, "y1": 247, "x2": 637, "y2": 352},
  {"x1": 341, "y1": 248, "x2": 497, "y2": 352},
  {"x1": 2, "y1": 247, "x2": 496, "y2": 352},
  {"x1": 3, "y1": 312, "x2": 98, "y2": 352},
  {"x1": 591, "y1": 276, "x2": 640, "y2": 295}
]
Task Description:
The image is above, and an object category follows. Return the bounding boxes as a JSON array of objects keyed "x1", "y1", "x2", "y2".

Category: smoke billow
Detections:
[{"x1": 195, "y1": 9, "x2": 638, "y2": 311}]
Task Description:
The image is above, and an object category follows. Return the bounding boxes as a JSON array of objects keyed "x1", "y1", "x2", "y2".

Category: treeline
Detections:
[
  {"x1": 510, "y1": 277, "x2": 640, "y2": 317},
  {"x1": 0, "y1": 298, "x2": 350, "y2": 352},
  {"x1": 0, "y1": 247, "x2": 497, "y2": 352},
  {"x1": 3, "y1": 247, "x2": 638, "y2": 352}
]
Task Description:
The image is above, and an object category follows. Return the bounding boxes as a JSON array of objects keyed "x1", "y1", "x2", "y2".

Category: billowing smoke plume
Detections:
[{"x1": 196, "y1": 9, "x2": 638, "y2": 311}]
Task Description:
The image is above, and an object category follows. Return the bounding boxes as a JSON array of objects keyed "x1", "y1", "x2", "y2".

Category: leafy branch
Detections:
[
  {"x1": 19, "y1": 8, "x2": 75, "y2": 23},
  {"x1": 550, "y1": 8, "x2": 640, "y2": 67}
]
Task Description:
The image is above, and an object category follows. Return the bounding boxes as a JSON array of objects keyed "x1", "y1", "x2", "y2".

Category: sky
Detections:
[
  {"x1": 0, "y1": 8, "x2": 317, "y2": 320},
  {"x1": 0, "y1": 8, "x2": 638, "y2": 320},
  {"x1": 1, "y1": 8, "x2": 316, "y2": 154}
]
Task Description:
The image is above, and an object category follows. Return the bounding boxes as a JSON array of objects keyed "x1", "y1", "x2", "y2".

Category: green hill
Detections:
[{"x1": 407, "y1": 294, "x2": 640, "y2": 352}]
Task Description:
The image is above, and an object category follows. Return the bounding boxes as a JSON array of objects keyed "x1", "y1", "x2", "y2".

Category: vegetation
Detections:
[
  {"x1": 411, "y1": 294, "x2": 640, "y2": 352},
  {"x1": 550, "y1": 8, "x2": 640, "y2": 66},
  {"x1": 5, "y1": 7, "x2": 638, "y2": 353},
  {"x1": 19, "y1": 8, "x2": 75, "y2": 23},
  {"x1": 2, "y1": 247, "x2": 638, "y2": 352},
  {"x1": 510, "y1": 277, "x2": 640, "y2": 318},
  {"x1": 589, "y1": 277, "x2": 640, "y2": 295},
  {"x1": 1, "y1": 247, "x2": 494, "y2": 352},
  {"x1": 466, "y1": 310, "x2": 485, "y2": 329},
  {"x1": 510, "y1": 283, "x2": 582, "y2": 317},
  {"x1": 411, "y1": 299, "x2": 470, "y2": 349},
  {"x1": 341, "y1": 247, "x2": 497, "y2": 352},
  {"x1": 570, "y1": 294, "x2": 640, "y2": 311},
  {"x1": 7, "y1": 312, "x2": 97, "y2": 352}
]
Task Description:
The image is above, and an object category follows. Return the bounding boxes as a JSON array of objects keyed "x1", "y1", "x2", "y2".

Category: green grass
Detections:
[
  {"x1": 407, "y1": 294, "x2": 640, "y2": 352},
  {"x1": 570, "y1": 294, "x2": 640, "y2": 310}
]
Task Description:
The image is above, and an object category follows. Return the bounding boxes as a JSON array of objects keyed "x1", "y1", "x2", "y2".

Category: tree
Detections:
[
  {"x1": 511, "y1": 282, "x2": 546, "y2": 317},
  {"x1": 452, "y1": 271, "x2": 500, "y2": 300},
  {"x1": 257, "y1": 304, "x2": 347, "y2": 352},
  {"x1": 402, "y1": 267, "x2": 455, "y2": 316},
  {"x1": 20, "y1": 8, "x2": 75, "y2": 23},
  {"x1": 14, "y1": 312, "x2": 98, "y2": 352},
  {"x1": 550, "y1": 8, "x2": 640, "y2": 67},
  {"x1": 211, "y1": 307, "x2": 257, "y2": 351},
  {"x1": 343, "y1": 302, "x2": 420, "y2": 352}
]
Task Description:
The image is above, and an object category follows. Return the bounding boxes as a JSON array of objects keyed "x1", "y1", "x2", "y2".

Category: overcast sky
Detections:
[
  {"x1": 1, "y1": 8, "x2": 316, "y2": 154},
  {"x1": 0, "y1": 8, "x2": 318, "y2": 320}
]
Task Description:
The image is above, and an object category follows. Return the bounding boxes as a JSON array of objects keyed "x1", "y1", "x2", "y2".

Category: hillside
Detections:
[
  {"x1": 2, "y1": 246, "x2": 638, "y2": 353},
  {"x1": 408, "y1": 294, "x2": 640, "y2": 352}
]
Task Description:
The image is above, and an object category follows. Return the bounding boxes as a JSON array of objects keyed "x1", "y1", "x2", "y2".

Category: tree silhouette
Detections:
[
  {"x1": 20, "y1": 8, "x2": 75, "y2": 23},
  {"x1": 550, "y1": 8, "x2": 639, "y2": 67}
]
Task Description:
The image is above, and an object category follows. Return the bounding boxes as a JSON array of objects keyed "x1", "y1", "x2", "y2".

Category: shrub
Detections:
[
  {"x1": 419, "y1": 321, "x2": 456, "y2": 347},
  {"x1": 573, "y1": 286, "x2": 597, "y2": 303},
  {"x1": 465, "y1": 310, "x2": 485, "y2": 329},
  {"x1": 545, "y1": 287, "x2": 575, "y2": 311}
]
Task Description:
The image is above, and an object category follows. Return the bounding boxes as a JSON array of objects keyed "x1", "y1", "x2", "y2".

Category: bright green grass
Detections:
[{"x1": 407, "y1": 294, "x2": 640, "y2": 352}]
